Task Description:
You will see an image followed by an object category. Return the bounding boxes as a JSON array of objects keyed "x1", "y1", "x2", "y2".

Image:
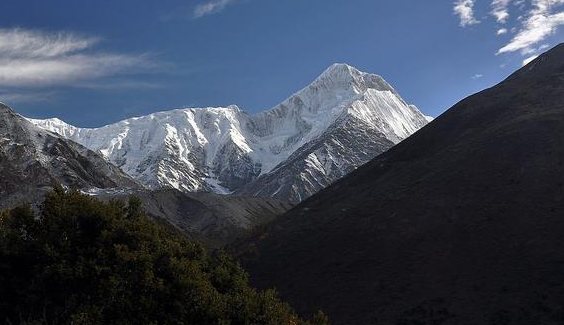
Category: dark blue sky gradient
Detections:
[{"x1": 0, "y1": 0, "x2": 561, "y2": 126}]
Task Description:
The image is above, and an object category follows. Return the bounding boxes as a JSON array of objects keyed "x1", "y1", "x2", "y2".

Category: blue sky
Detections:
[{"x1": 0, "y1": 0, "x2": 562, "y2": 126}]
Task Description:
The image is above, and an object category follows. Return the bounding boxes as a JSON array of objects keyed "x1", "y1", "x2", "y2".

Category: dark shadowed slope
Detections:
[
  {"x1": 101, "y1": 189, "x2": 293, "y2": 247},
  {"x1": 239, "y1": 44, "x2": 564, "y2": 325}
]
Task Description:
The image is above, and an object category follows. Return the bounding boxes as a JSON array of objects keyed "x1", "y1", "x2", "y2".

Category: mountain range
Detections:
[
  {"x1": 1, "y1": 63, "x2": 429, "y2": 246},
  {"x1": 0, "y1": 103, "x2": 292, "y2": 247},
  {"x1": 237, "y1": 44, "x2": 564, "y2": 325},
  {"x1": 30, "y1": 63, "x2": 430, "y2": 202}
]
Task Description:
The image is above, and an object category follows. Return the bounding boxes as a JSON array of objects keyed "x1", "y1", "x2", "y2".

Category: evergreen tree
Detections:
[{"x1": 0, "y1": 188, "x2": 330, "y2": 325}]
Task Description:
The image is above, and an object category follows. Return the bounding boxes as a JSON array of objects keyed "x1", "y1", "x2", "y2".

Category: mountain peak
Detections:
[
  {"x1": 310, "y1": 63, "x2": 396, "y2": 96},
  {"x1": 325, "y1": 62, "x2": 357, "y2": 74},
  {"x1": 317, "y1": 63, "x2": 361, "y2": 82}
]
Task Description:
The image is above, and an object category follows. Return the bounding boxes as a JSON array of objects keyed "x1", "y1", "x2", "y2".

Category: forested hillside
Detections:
[{"x1": 0, "y1": 187, "x2": 329, "y2": 325}]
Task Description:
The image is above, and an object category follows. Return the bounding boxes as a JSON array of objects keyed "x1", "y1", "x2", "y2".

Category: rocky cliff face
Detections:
[{"x1": 0, "y1": 103, "x2": 140, "y2": 208}]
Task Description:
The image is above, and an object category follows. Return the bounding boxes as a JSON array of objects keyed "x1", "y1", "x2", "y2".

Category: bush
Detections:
[{"x1": 0, "y1": 187, "x2": 329, "y2": 325}]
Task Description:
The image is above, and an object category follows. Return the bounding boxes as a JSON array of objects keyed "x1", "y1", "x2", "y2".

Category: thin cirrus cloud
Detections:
[
  {"x1": 193, "y1": 0, "x2": 237, "y2": 19},
  {"x1": 454, "y1": 1, "x2": 564, "y2": 65},
  {"x1": 491, "y1": 0, "x2": 512, "y2": 23},
  {"x1": 454, "y1": 0, "x2": 481, "y2": 26},
  {"x1": 498, "y1": 0, "x2": 564, "y2": 55},
  {"x1": 0, "y1": 28, "x2": 155, "y2": 88}
]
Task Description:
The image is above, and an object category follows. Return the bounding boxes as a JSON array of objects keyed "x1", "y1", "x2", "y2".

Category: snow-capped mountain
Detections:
[
  {"x1": 30, "y1": 63, "x2": 430, "y2": 201},
  {"x1": 237, "y1": 64, "x2": 431, "y2": 201},
  {"x1": 0, "y1": 103, "x2": 140, "y2": 208}
]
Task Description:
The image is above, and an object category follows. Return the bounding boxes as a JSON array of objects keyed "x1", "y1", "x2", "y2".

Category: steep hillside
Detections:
[
  {"x1": 239, "y1": 45, "x2": 564, "y2": 325},
  {"x1": 96, "y1": 188, "x2": 293, "y2": 247}
]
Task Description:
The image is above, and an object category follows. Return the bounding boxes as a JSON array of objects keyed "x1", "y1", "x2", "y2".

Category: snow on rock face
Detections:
[
  {"x1": 0, "y1": 103, "x2": 140, "y2": 208},
  {"x1": 31, "y1": 105, "x2": 253, "y2": 192},
  {"x1": 29, "y1": 64, "x2": 430, "y2": 200}
]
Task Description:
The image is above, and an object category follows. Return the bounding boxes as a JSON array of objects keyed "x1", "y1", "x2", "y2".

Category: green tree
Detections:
[{"x1": 0, "y1": 189, "x2": 330, "y2": 325}]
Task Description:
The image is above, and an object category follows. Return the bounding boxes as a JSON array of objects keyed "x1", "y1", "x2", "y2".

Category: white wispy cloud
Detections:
[
  {"x1": 0, "y1": 28, "x2": 154, "y2": 87},
  {"x1": 537, "y1": 43, "x2": 552, "y2": 50},
  {"x1": 193, "y1": 0, "x2": 236, "y2": 19},
  {"x1": 498, "y1": 0, "x2": 564, "y2": 55},
  {"x1": 454, "y1": 0, "x2": 481, "y2": 26},
  {"x1": 492, "y1": 0, "x2": 512, "y2": 23},
  {"x1": 472, "y1": 73, "x2": 484, "y2": 79}
]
